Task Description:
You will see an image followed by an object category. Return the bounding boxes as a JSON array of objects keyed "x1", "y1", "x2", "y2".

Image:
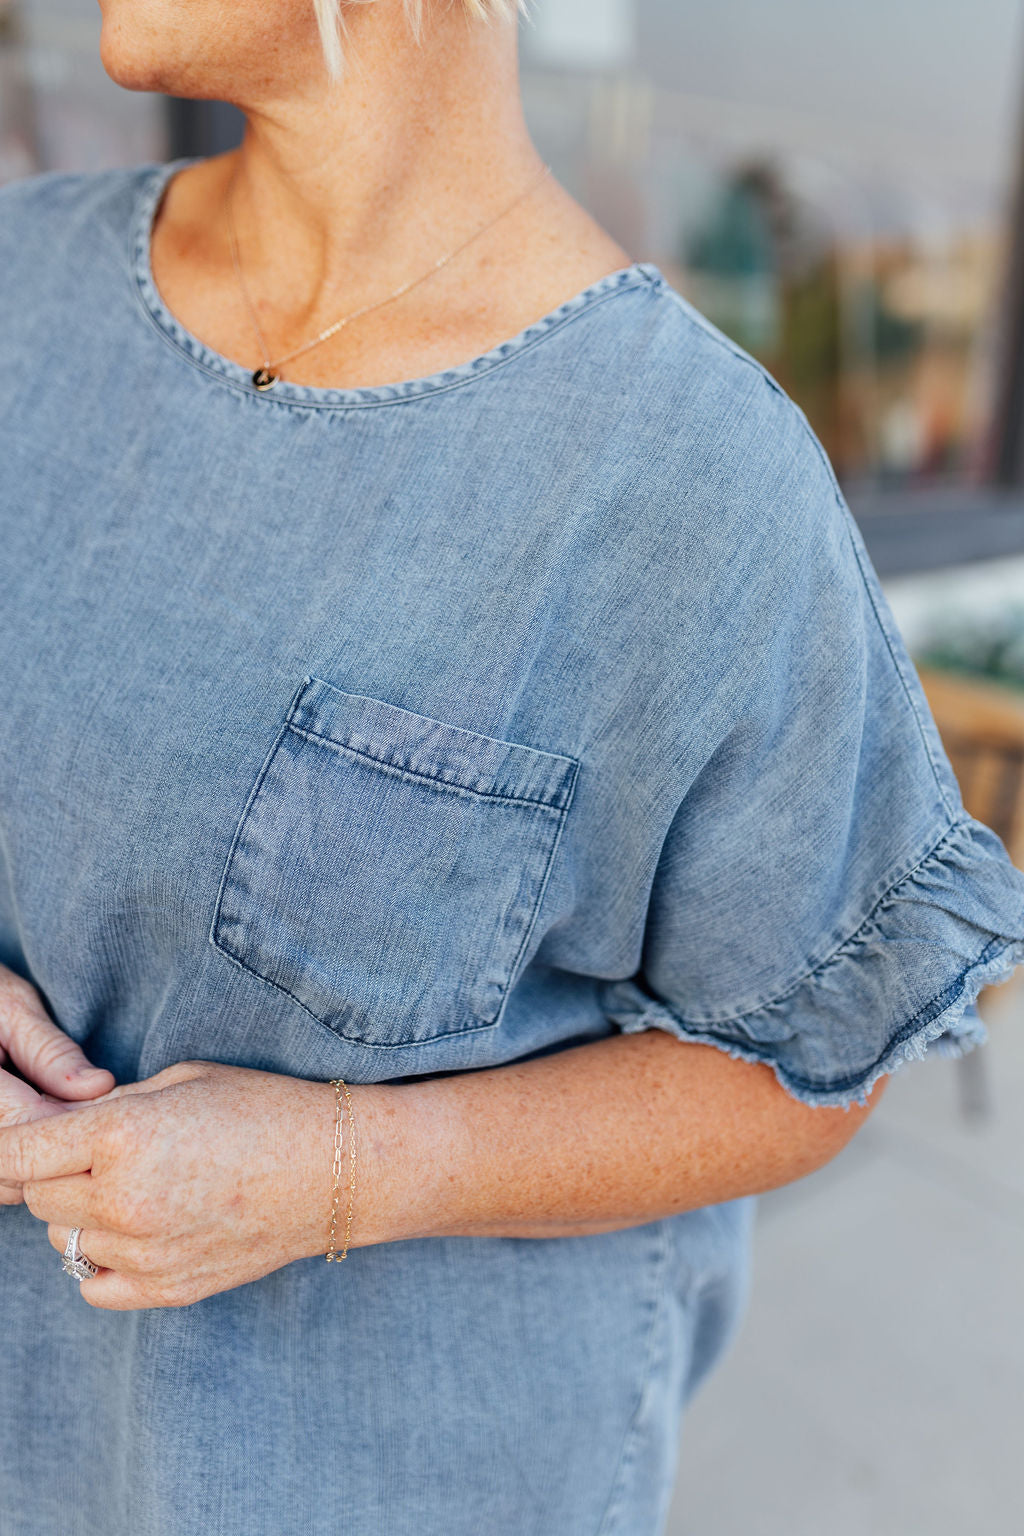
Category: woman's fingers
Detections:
[
  {"x1": 0, "y1": 1064, "x2": 45, "y2": 1123},
  {"x1": 23, "y1": 1172, "x2": 101, "y2": 1227},
  {"x1": 0, "y1": 1068, "x2": 101, "y2": 1150},
  {"x1": 78, "y1": 1270, "x2": 159, "y2": 1311},
  {"x1": 46, "y1": 1224, "x2": 113, "y2": 1274},
  {"x1": 0, "y1": 965, "x2": 114, "y2": 1101},
  {"x1": 0, "y1": 1101, "x2": 99, "y2": 1186},
  {"x1": 45, "y1": 1225, "x2": 182, "y2": 1309},
  {"x1": 0, "y1": 1064, "x2": 81, "y2": 1138}
]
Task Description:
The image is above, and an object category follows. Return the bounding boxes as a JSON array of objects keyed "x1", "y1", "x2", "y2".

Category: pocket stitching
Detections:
[
  {"x1": 285, "y1": 719, "x2": 572, "y2": 813},
  {"x1": 209, "y1": 694, "x2": 579, "y2": 1049},
  {"x1": 288, "y1": 674, "x2": 577, "y2": 810},
  {"x1": 208, "y1": 714, "x2": 292, "y2": 963},
  {"x1": 498, "y1": 756, "x2": 580, "y2": 1012}
]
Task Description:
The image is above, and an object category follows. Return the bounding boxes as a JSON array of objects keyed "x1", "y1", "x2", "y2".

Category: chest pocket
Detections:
[{"x1": 211, "y1": 676, "x2": 579, "y2": 1049}]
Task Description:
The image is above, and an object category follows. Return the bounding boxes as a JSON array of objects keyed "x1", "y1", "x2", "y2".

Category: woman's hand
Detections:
[
  {"x1": 1, "y1": 1031, "x2": 886, "y2": 1313},
  {"x1": 2, "y1": 1061, "x2": 352, "y2": 1310},
  {"x1": 0, "y1": 964, "x2": 115, "y2": 1204}
]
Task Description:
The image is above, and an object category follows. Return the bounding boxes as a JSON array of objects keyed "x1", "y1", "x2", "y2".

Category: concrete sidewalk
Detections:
[{"x1": 665, "y1": 983, "x2": 1024, "y2": 1536}]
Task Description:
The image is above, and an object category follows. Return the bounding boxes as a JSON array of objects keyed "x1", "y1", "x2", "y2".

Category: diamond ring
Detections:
[{"x1": 61, "y1": 1227, "x2": 99, "y2": 1282}]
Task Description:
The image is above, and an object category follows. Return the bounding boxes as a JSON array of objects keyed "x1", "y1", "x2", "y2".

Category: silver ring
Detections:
[{"x1": 61, "y1": 1227, "x2": 99, "y2": 1282}]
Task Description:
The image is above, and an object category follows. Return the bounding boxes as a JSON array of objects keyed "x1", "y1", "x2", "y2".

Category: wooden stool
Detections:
[{"x1": 915, "y1": 664, "x2": 1024, "y2": 1120}]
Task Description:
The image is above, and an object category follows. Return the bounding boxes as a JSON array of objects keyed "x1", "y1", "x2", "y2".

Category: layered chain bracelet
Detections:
[{"x1": 325, "y1": 1077, "x2": 357, "y2": 1263}]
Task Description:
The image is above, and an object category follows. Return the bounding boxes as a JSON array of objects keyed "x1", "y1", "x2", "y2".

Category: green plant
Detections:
[{"x1": 915, "y1": 601, "x2": 1024, "y2": 692}]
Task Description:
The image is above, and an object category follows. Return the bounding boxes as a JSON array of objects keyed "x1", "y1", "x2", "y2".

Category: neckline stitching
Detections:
[{"x1": 130, "y1": 157, "x2": 664, "y2": 413}]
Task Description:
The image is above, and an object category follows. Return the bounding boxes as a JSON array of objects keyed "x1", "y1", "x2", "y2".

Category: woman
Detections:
[{"x1": 1, "y1": 2, "x2": 1022, "y2": 1533}]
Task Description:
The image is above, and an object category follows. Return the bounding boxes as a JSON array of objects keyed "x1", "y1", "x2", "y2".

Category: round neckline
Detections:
[{"x1": 130, "y1": 155, "x2": 665, "y2": 412}]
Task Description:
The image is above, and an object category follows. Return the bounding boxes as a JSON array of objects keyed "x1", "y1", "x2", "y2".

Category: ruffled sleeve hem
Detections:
[{"x1": 600, "y1": 814, "x2": 1024, "y2": 1111}]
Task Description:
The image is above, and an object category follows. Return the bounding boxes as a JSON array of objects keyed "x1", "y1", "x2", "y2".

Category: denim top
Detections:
[
  {"x1": 4, "y1": 157, "x2": 1024, "y2": 1536},
  {"x1": 2, "y1": 156, "x2": 1024, "y2": 1113}
]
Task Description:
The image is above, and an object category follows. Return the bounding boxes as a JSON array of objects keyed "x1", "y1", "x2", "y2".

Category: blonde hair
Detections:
[{"x1": 313, "y1": 0, "x2": 530, "y2": 83}]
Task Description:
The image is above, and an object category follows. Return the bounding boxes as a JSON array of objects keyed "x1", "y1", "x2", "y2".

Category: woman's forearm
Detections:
[
  {"x1": 5, "y1": 1039, "x2": 886, "y2": 1308},
  {"x1": 350, "y1": 1029, "x2": 887, "y2": 1248}
]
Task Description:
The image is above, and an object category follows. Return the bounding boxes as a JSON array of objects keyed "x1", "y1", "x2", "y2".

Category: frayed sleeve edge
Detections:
[{"x1": 612, "y1": 932, "x2": 1023, "y2": 1110}]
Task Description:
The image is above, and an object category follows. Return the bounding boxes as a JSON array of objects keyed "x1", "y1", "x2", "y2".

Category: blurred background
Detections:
[{"x1": 3, "y1": 1, "x2": 1024, "y2": 1530}]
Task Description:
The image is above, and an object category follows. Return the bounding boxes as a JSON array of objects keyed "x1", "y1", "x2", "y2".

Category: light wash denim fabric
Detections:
[{"x1": 1, "y1": 157, "x2": 1023, "y2": 1536}]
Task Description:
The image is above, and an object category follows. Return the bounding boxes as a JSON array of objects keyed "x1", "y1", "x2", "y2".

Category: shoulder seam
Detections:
[{"x1": 658, "y1": 281, "x2": 793, "y2": 401}]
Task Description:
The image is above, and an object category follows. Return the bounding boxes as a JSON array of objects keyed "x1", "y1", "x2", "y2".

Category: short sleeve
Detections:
[{"x1": 598, "y1": 408, "x2": 1024, "y2": 1110}]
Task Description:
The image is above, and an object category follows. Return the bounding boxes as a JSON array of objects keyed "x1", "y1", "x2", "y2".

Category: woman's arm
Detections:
[
  {"x1": 357, "y1": 1027, "x2": 886, "y2": 1245},
  {"x1": 3, "y1": 1029, "x2": 886, "y2": 1310}
]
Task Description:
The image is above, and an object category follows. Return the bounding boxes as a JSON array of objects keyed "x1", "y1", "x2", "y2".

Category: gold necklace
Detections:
[{"x1": 224, "y1": 161, "x2": 553, "y2": 392}]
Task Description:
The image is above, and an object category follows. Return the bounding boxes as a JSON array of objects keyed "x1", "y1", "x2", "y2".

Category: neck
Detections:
[{"x1": 211, "y1": 4, "x2": 544, "y2": 309}]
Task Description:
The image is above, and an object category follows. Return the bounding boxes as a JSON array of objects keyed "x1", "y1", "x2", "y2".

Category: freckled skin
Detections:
[
  {"x1": 0, "y1": 962, "x2": 885, "y2": 1312},
  {"x1": 0, "y1": 5, "x2": 889, "y2": 1311}
]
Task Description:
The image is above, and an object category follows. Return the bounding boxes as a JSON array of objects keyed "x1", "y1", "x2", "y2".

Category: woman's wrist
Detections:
[
  {"x1": 294, "y1": 1077, "x2": 455, "y2": 1261},
  {"x1": 294, "y1": 1031, "x2": 884, "y2": 1256},
  {"x1": 347, "y1": 1080, "x2": 462, "y2": 1248}
]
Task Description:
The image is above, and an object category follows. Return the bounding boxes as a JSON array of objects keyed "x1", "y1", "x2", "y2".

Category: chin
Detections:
[{"x1": 97, "y1": 1, "x2": 231, "y2": 99}]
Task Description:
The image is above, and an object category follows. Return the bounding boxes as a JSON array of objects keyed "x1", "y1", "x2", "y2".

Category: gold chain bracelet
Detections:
[{"x1": 325, "y1": 1077, "x2": 357, "y2": 1263}]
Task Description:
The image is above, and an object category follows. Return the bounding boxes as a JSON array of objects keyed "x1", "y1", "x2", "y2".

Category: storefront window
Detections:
[
  {"x1": 521, "y1": 0, "x2": 1024, "y2": 488},
  {"x1": 4, "y1": 0, "x2": 1022, "y2": 495}
]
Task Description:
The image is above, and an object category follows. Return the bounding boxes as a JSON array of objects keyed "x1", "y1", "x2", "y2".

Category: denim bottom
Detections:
[{"x1": 1, "y1": 1194, "x2": 755, "y2": 1536}]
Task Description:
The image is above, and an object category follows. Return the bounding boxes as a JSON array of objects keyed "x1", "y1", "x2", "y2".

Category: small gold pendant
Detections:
[{"x1": 252, "y1": 367, "x2": 278, "y2": 391}]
